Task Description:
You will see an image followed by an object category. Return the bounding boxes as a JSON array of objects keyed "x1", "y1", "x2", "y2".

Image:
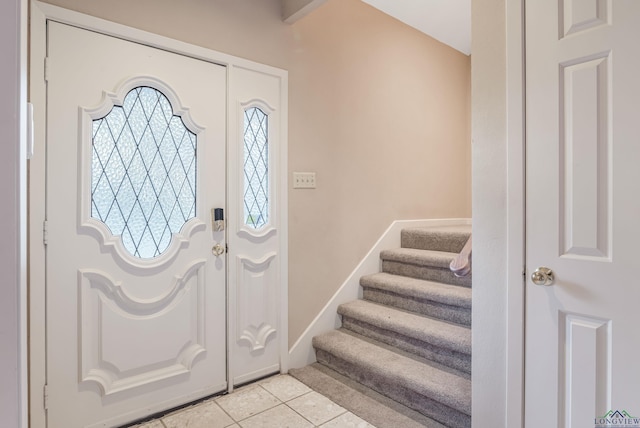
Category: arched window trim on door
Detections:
[{"x1": 78, "y1": 75, "x2": 207, "y2": 269}]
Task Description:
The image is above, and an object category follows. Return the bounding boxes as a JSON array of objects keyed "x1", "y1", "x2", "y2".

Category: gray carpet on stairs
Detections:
[
  {"x1": 400, "y1": 226, "x2": 471, "y2": 253},
  {"x1": 381, "y1": 248, "x2": 472, "y2": 287},
  {"x1": 360, "y1": 272, "x2": 471, "y2": 326},
  {"x1": 360, "y1": 273, "x2": 471, "y2": 308},
  {"x1": 296, "y1": 225, "x2": 472, "y2": 428},
  {"x1": 313, "y1": 329, "x2": 471, "y2": 427},
  {"x1": 338, "y1": 299, "x2": 471, "y2": 373}
]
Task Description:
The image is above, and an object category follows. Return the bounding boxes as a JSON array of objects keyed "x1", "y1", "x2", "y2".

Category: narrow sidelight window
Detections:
[{"x1": 243, "y1": 107, "x2": 268, "y2": 229}]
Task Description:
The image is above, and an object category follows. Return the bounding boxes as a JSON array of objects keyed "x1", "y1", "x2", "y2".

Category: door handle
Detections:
[
  {"x1": 531, "y1": 267, "x2": 554, "y2": 286},
  {"x1": 212, "y1": 243, "x2": 225, "y2": 257}
]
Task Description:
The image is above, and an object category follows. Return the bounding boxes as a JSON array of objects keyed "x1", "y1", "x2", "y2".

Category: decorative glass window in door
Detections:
[
  {"x1": 243, "y1": 107, "x2": 269, "y2": 229},
  {"x1": 91, "y1": 86, "x2": 197, "y2": 259}
]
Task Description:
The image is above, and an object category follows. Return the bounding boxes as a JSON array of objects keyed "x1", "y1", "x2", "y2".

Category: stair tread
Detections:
[
  {"x1": 401, "y1": 226, "x2": 471, "y2": 253},
  {"x1": 380, "y1": 248, "x2": 457, "y2": 269},
  {"x1": 313, "y1": 329, "x2": 471, "y2": 416},
  {"x1": 338, "y1": 300, "x2": 470, "y2": 354},
  {"x1": 361, "y1": 272, "x2": 472, "y2": 308}
]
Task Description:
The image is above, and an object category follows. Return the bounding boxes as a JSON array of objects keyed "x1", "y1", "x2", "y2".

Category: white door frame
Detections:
[
  {"x1": 471, "y1": 0, "x2": 529, "y2": 425},
  {"x1": 505, "y1": 0, "x2": 525, "y2": 426},
  {"x1": 471, "y1": 0, "x2": 527, "y2": 425},
  {"x1": 28, "y1": 3, "x2": 288, "y2": 427},
  {"x1": 506, "y1": 0, "x2": 526, "y2": 426}
]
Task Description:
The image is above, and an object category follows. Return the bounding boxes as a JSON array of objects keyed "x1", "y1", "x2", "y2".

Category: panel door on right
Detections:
[{"x1": 525, "y1": 1, "x2": 640, "y2": 427}]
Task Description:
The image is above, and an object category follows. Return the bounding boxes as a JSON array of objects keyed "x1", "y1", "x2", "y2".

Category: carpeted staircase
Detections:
[{"x1": 290, "y1": 225, "x2": 472, "y2": 428}]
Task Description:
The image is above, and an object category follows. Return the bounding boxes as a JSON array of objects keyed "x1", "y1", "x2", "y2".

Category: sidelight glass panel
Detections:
[
  {"x1": 91, "y1": 86, "x2": 197, "y2": 259},
  {"x1": 243, "y1": 107, "x2": 269, "y2": 229}
]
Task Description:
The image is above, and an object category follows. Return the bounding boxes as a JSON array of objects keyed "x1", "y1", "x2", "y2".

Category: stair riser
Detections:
[
  {"x1": 401, "y1": 231, "x2": 470, "y2": 253},
  {"x1": 342, "y1": 317, "x2": 471, "y2": 374},
  {"x1": 382, "y1": 260, "x2": 472, "y2": 287},
  {"x1": 362, "y1": 288, "x2": 471, "y2": 326},
  {"x1": 316, "y1": 349, "x2": 471, "y2": 428}
]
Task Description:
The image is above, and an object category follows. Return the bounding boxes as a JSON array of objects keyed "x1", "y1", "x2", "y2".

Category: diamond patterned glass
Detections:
[
  {"x1": 91, "y1": 86, "x2": 197, "y2": 259},
  {"x1": 243, "y1": 107, "x2": 269, "y2": 229}
]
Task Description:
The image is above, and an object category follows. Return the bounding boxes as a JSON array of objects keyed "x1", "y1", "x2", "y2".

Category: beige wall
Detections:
[
  {"x1": 286, "y1": 0, "x2": 471, "y2": 344},
  {"x1": 40, "y1": 0, "x2": 471, "y2": 346}
]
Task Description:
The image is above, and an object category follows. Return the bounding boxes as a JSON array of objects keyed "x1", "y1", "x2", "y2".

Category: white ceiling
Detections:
[{"x1": 361, "y1": 0, "x2": 471, "y2": 55}]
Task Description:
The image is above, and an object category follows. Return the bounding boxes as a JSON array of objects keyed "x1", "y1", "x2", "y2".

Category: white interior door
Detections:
[
  {"x1": 46, "y1": 21, "x2": 227, "y2": 427},
  {"x1": 525, "y1": 1, "x2": 640, "y2": 426}
]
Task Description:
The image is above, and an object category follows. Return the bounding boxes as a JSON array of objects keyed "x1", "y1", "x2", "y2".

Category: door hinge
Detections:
[
  {"x1": 44, "y1": 57, "x2": 49, "y2": 82},
  {"x1": 43, "y1": 220, "x2": 48, "y2": 246},
  {"x1": 43, "y1": 384, "x2": 49, "y2": 410},
  {"x1": 226, "y1": 243, "x2": 229, "y2": 253},
  {"x1": 27, "y1": 102, "x2": 34, "y2": 160}
]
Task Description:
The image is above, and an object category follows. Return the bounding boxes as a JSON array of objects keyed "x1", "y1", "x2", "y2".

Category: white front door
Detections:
[
  {"x1": 525, "y1": 1, "x2": 640, "y2": 426},
  {"x1": 46, "y1": 21, "x2": 227, "y2": 427}
]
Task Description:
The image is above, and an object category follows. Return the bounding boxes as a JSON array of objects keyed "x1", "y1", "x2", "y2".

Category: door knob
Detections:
[
  {"x1": 531, "y1": 267, "x2": 554, "y2": 286},
  {"x1": 212, "y1": 243, "x2": 225, "y2": 257}
]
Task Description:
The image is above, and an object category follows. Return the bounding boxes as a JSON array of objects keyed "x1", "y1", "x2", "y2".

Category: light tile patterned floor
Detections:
[{"x1": 131, "y1": 375, "x2": 376, "y2": 428}]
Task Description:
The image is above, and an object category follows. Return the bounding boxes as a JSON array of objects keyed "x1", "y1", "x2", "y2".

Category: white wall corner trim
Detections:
[
  {"x1": 288, "y1": 218, "x2": 472, "y2": 369},
  {"x1": 471, "y1": 0, "x2": 525, "y2": 426}
]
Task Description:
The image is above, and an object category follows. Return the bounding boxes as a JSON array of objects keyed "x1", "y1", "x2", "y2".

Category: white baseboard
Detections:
[{"x1": 287, "y1": 218, "x2": 472, "y2": 369}]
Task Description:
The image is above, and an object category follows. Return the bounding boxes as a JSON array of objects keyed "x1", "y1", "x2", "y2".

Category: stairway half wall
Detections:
[{"x1": 288, "y1": 217, "x2": 472, "y2": 369}]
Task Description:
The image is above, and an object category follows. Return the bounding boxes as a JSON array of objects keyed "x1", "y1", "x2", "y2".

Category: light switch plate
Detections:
[{"x1": 293, "y1": 172, "x2": 316, "y2": 189}]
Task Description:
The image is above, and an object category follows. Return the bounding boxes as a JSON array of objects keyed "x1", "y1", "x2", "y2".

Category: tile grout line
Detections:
[
  {"x1": 283, "y1": 390, "x2": 348, "y2": 427},
  {"x1": 212, "y1": 398, "x2": 242, "y2": 427},
  {"x1": 312, "y1": 409, "x2": 349, "y2": 428},
  {"x1": 281, "y1": 391, "x2": 317, "y2": 427},
  {"x1": 222, "y1": 383, "x2": 285, "y2": 425},
  {"x1": 138, "y1": 375, "x2": 364, "y2": 428},
  {"x1": 259, "y1": 379, "x2": 325, "y2": 426}
]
